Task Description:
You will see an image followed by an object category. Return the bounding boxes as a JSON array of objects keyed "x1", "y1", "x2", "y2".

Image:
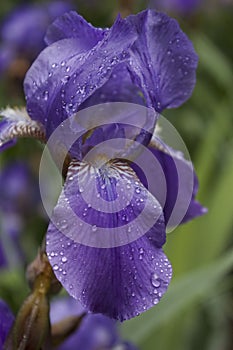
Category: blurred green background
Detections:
[{"x1": 0, "y1": 1, "x2": 233, "y2": 350}]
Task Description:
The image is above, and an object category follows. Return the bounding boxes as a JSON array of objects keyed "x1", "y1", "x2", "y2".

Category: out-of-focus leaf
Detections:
[
  {"x1": 193, "y1": 35, "x2": 233, "y2": 93},
  {"x1": 121, "y1": 248, "x2": 233, "y2": 345}
]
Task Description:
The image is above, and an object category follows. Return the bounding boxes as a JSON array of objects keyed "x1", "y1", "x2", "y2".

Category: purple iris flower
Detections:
[
  {"x1": 0, "y1": 1, "x2": 72, "y2": 76},
  {"x1": 50, "y1": 296, "x2": 138, "y2": 349},
  {"x1": 0, "y1": 9, "x2": 206, "y2": 321},
  {"x1": 0, "y1": 299, "x2": 14, "y2": 349}
]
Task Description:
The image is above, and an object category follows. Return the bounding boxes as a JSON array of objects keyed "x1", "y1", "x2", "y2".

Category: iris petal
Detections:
[
  {"x1": 24, "y1": 15, "x2": 137, "y2": 137},
  {"x1": 45, "y1": 10, "x2": 105, "y2": 47},
  {"x1": 49, "y1": 159, "x2": 165, "y2": 248},
  {"x1": 81, "y1": 64, "x2": 145, "y2": 108},
  {"x1": 126, "y1": 10, "x2": 198, "y2": 111},
  {"x1": 131, "y1": 138, "x2": 206, "y2": 228},
  {"x1": 46, "y1": 231, "x2": 171, "y2": 321},
  {"x1": 46, "y1": 159, "x2": 170, "y2": 320}
]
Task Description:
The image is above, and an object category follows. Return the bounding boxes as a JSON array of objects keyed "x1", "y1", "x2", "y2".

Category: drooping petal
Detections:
[
  {"x1": 126, "y1": 10, "x2": 198, "y2": 111},
  {"x1": 131, "y1": 138, "x2": 206, "y2": 228},
  {"x1": 24, "y1": 15, "x2": 137, "y2": 137},
  {"x1": 48, "y1": 159, "x2": 165, "y2": 248},
  {"x1": 0, "y1": 299, "x2": 14, "y2": 348},
  {"x1": 47, "y1": 229, "x2": 171, "y2": 321},
  {"x1": 45, "y1": 10, "x2": 105, "y2": 47},
  {"x1": 46, "y1": 159, "x2": 171, "y2": 321},
  {"x1": 0, "y1": 107, "x2": 45, "y2": 150}
]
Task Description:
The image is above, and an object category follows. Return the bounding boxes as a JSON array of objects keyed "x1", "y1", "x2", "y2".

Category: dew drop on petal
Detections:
[
  {"x1": 61, "y1": 256, "x2": 67, "y2": 263},
  {"x1": 151, "y1": 273, "x2": 161, "y2": 288},
  {"x1": 53, "y1": 264, "x2": 59, "y2": 271},
  {"x1": 92, "y1": 225, "x2": 97, "y2": 232}
]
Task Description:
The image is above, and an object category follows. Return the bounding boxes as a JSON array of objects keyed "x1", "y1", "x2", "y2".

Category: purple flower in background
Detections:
[
  {"x1": 0, "y1": 1, "x2": 72, "y2": 76},
  {"x1": 0, "y1": 9, "x2": 206, "y2": 321},
  {"x1": 50, "y1": 297, "x2": 138, "y2": 350},
  {"x1": 148, "y1": 0, "x2": 201, "y2": 14},
  {"x1": 0, "y1": 299, "x2": 14, "y2": 349},
  {"x1": 0, "y1": 297, "x2": 137, "y2": 349},
  {"x1": 0, "y1": 161, "x2": 40, "y2": 268}
]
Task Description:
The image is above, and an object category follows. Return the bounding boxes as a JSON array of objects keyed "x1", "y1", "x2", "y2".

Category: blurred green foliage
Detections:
[{"x1": 0, "y1": 1, "x2": 232, "y2": 350}]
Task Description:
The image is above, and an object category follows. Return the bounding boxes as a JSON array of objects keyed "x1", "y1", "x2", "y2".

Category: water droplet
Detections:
[
  {"x1": 53, "y1": 264, "x2": 59, "y2": 271},
  {"x1": 132, "y1": 292, "x2": 136, "y2": 297},
  {"x1": 92, "y1": 225, "x2": 97, "y2": 232},
  {"x1": 61, "y1": 256, "x2": 67, "y2": 263},
  {"x1": 151, "y1": 273, "x2": 160, "y2": 287},
  {"x1": 153, "y1": 298, "x2": 159, "y2": 305},
  {"x1": 79, "y1": 187, "x2": 84, "y2": 193},
  {"x1": 43, "y1": 90, "x2": 49, "y2": 101},
  {"x1": 135, "y1": 187, "x2": 141, "y2": 194},
  {"x1": 62, "y1": 75, "x2": 70, "y2": 84}
]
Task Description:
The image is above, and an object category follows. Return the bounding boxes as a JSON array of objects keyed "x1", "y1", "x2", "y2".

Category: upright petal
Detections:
[
  {"x1": 126, "y1": 10, "x2": 198, "y2": 111},
  {"x1": 45, "y1": 11, "x2": 105, "y2": 47},
  {"x1": 24, "y1": 15, "x2": 137, "y2": 136},
  {"x1": 81, "y1": 64, "x2": 145, "y2": 108}
]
